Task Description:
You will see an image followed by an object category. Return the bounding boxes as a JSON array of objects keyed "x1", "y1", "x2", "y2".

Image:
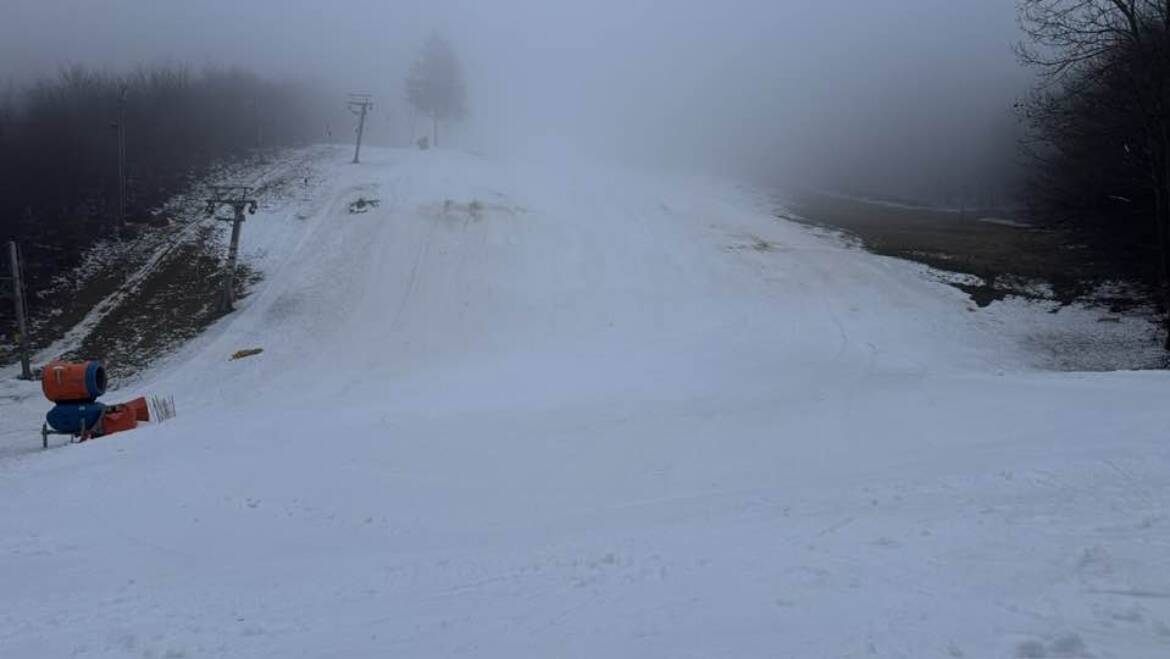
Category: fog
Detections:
[{"x1": 2, "y1": 0, "x2": 1028, "y2": 202}]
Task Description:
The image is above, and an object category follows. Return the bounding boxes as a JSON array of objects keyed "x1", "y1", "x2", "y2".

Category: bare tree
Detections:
[
  {"x1": 405, "y1": 32, "x2": 466, "y2": 148},
  {"x1": 0, "y1": 65, "x2": 330, "y2": 302},
  {"x1": 1019, "y1": 0, "x2": 1170, "y2": 349}
]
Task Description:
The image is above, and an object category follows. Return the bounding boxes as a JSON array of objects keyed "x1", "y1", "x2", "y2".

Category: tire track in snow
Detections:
[{"x1": 391, "y1": 196, "x2": 439, "y2": 331}]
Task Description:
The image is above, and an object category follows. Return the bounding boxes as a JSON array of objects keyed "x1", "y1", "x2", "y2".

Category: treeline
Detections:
[
  {"x1": 1018, "y1": 1, "x2": 1170, "y2": 348},
  {"x1": 0, "y1": 65, "x2": 331, "y2": 294}
]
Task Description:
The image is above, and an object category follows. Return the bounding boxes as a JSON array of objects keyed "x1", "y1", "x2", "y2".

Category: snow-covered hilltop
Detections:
[{"x1": 2, "y1": 148, "x2": 1169, "y2": 658}]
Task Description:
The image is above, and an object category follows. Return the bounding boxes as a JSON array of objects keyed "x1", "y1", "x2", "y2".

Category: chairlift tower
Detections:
[
  {"x1": 348, "y1": 94, "x2": 374, "y2": 164},
  {"x1": 206, "y1": 186, "x2": 258, "y2": 313}
]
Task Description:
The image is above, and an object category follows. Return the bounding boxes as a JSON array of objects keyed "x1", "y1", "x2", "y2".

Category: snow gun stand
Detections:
[{"x1": 42, "y1": 417, "x2": 91, "y2": 449}]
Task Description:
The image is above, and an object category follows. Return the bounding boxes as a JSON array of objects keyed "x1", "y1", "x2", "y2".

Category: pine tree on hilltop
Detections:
[{"x1": 405, "y1": 32, "x2": 466, "y2": 148}]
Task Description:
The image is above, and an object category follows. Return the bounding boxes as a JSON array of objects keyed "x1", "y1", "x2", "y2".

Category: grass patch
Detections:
[
  {"x1": 66, "y1": 225, "x2": 262, "y2": 383},
  {"x1": 784, "y1": 192, "x2": 1111, "y2": 305}
]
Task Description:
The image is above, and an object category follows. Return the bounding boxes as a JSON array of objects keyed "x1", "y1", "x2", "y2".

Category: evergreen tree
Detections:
[{"x1": 405, "y1": 32, "x2": 466, "y2": 148}]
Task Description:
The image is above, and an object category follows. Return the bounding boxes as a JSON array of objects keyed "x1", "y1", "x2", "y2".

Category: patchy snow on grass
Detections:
[{"x1": 978, "y1": 216, "x2": 1034, "y2": 228}]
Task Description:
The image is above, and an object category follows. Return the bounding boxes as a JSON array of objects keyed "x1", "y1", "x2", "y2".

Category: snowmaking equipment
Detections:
[{"x1": 40, "y1": 360, "x2": 150, "y2": 448}]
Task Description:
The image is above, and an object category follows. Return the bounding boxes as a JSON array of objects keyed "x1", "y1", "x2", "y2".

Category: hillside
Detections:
[{"x1": 2, "y1": 148, "x2": 1169, "y2": 658}]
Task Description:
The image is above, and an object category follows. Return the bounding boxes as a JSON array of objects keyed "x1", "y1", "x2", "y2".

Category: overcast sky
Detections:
[{"x1": 2, "y1": 0, "x2": 1030, "y2": 199}]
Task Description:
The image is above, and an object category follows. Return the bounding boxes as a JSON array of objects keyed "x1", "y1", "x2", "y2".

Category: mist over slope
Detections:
[{"x1": 1, "y1": 0, "x2": 1027, "y2": 201}]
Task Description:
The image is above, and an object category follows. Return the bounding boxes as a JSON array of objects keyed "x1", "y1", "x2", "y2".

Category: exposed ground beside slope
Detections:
[
  {"x1": 785, "y1": 191, "x2": 1166, "y2": 369},
  {"x1": 67, "y1": 225, "x2": 260, "y2": 381},
  {"x1": 0, "y1": 147, "x2": 330, "y2": 384},
  {"x1": 786, "y1": 192, "x2": 1110, "y2": 303}
]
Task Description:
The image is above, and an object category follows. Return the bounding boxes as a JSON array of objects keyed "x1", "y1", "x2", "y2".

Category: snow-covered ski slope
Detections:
[{"x1": 3, "y1": 148, "x2": 1170, "y2": 658}]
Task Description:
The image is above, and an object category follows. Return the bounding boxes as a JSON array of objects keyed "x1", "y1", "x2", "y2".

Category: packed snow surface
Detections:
[{"x1": 2, "y1": 148, "x2": 1169, "y2": 658}]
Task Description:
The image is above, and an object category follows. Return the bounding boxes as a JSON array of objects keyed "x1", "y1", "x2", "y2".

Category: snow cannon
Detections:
[
  {"x1": 39, "y1": 360, "x2": 151, "y2": 448},
  {"x1": 42, "y1": 360, "x2": 107, "y2": 403}
]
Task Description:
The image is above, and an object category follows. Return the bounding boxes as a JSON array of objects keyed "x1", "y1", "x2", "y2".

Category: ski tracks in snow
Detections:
[{"x1": 4, "y1": 149, "x2": 1170, "y2": 658}]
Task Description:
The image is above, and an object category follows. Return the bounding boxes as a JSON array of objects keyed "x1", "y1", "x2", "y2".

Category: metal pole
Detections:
[
  {"x1": 221, "y1": 204, "x2": 245, "y2": 312},
  {"x1": 353, "y1": 102, "x2": 368, "y2": 164},
  {"x1": 255, "y1": 101, "x2": 263, "y2": 150},
  {"x1": 348, "y1": 95, "x2": 373, "y2": 164},
  {"x1": 117, "y1": 86, "x2": 127, "y2": 234},
  {"x1": 207, "y1": 186, "x2": 255, "y2": 314},
  {"x1": 8, "y1": 241, "x2": 32, "y2": 380}
]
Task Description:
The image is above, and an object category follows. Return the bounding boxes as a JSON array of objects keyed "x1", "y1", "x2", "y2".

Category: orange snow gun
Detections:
[
  {"x1": 42, "y1": 360, "x2": 107, "y2": 403},
  {"x1": 40, "y1": 361, "x2": 152, "y2": 448}
]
